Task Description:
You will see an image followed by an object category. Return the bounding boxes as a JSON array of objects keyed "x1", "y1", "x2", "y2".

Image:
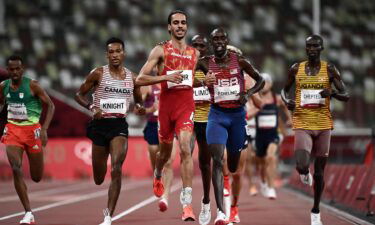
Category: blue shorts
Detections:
[
  {"x1": 143, "y1": 121, "x2": 159, "y2": 145},
  {"x1": 206, "y1": 105, "x2": 247, "y2": 155}
]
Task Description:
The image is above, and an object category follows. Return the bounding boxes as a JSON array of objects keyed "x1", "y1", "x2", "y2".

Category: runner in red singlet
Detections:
[{"x1": 136, "y1": 10, "x2": 215, "y2": 221}]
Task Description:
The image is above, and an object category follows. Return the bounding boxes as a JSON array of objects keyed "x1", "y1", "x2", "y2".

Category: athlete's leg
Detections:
[
  {"x1": 161, "y1": 138, "x2": 177, "y2": 201},
  {"x1": 197, "y1": 133, "x2": 211, "y2": 204},
  {"x1": 92, "y1": 144, "x2": 110, "y2": 185},
  {"x1": 107, "y1": 136, "x2": 127, "y2": 216},
  {"x1": 148, "y1": 144, "x2": 159, "y2": 170},
  {"x1": 294, "y1": 130, "x2": 313, "y2": 175},
  {"x1": 6, "y1": 146, "x2": 31, "y2": 212},
  {"x1": 209, "y1": 143, "x2": 226, "y2": 212},
  {"x1": 265, "y1": 143, "x2": 278, "y2": 188},
  {"x1": 231, "y1": 149, "x2": 247, "y2": 206},
  {"x1": 177, "y1": 129, "x2": 194, "y2": 188},
  {"x1": 245, "y1": 144, "x2": 257, "y2": 194}
]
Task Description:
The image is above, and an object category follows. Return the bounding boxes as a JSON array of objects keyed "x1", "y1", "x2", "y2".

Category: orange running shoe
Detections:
[
  {"x1": 153, "y1": 177, "x2": 164, "y2": 197},
  {"x1": 229, "y1": 205, "x2": 240, "y2": 223},
  {"x1": 223, "y1": 175, "x2": 231, "y2": 197},
  {"x1": 181, "y1": 204, "x2": 196, "y2": 221}
]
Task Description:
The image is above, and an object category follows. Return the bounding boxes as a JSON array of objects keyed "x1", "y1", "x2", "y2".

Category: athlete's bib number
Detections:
[
  {"x1": 167, "y1": 70, "x2": 193, "y2": 88},
  {"x1": 100, "y1": 98, "x2": 127, "y2": 114},
  {"x1": 8, "y1": 103, "x2": 28, "y2": 120},
  {"x1": 258, "y1": 115, "x2": 277, "y2": 128},
  {"x1": 300, "y1": 89, "x2": 325, "y2": 108},
  {"x1": 193, "y1": 86, "x2": 211, "y2": 102},
  {"x1": 213, "y1": 85, "x2": 240, "y2": 103}
]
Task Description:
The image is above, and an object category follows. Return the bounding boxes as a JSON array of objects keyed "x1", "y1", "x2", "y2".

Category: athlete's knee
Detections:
[
  {"x1": 295, "y1": 149, "x2": 310, "y2": 174},
  {"x1": 111, "y1": 163, "x2": 122, "y2": 178},
  {"x1": 199, "y1": 161, "x2": 211, "y2": 172},
  {"x1": 228, "y1": 163, "x2": 238, "y2": 173},
  {"x1": 31, "y1": 174, "x2": 42, "y2": 183},
  {"x1": 94, "y1": 176, "x2": 105, "y2": 185},
  {"x1": 179, "y1": 147, "x2": 191, "y2": 161},
  {"x1": 212, "y1": 155, "x2": 223, "y2": 169},
  {"x1": 265, "y1": 155, "x2": 277, "y2": 164},
  {"x1": 10, "y1": 164, "x2": 22, "y2": 176}
]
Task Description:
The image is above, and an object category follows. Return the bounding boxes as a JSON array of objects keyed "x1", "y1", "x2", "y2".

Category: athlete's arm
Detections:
[
  {"x1": 136, "y1": 45, "x2": 183, "y2": 86},
  {"x1": 75, "y1": 68, "x2": 103, "y2": 119},
  {"x1": 30, "y1": 80, "x2": 55, "y2": 146},
  {"x1": 132, "y1": 72, "x2": 146, "y2": 115},
  {"x1": 238, "y1": 56, "x2": 265, "y2": 104},
  {"x1": 193, "y1": 57, "x2": 216, "y2": 87},
  {"x1": 250, "y1": 93, "x2": 263, "y2": 109},
  {"x1": 0, "y1": 82, "x2": 5, "y2": 112},
  {"x1": 321, "y1": 63, "x2": 350, "y2": 102},
  {"x1": 281, "y1": 63, "x2": 298, "y2": 110},
  {"x1": 277, "y1": 95, "x2": 292, "y2": 127}
]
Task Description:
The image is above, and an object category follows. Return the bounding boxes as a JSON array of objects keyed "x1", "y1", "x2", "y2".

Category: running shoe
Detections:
[
  {"x1": 158, "y1": 198, "x2": 168, "y2": 212},
  {"x1": 300, "y1": 173, "x2": 313, "y2": 186},
  {"x1": 223, "y1": 194, "x2": 231, "y2": 218},
  {"x1": 311, "y1": 212, "x2": 323, "y2": 225},
  {"x1": 180, "y1": 187, "x2": 193, "y2": 205},
  {"x1": 19, "y1": 211, "x2": 35, "y2": 225},
  {"x1": 198, "y1": 199, "x2": 211, "y2": 225},
  {"x1": 268, "y1": 187, "x2": 277, "y2": 200},
  {"x1": 229, "y1": 205, "x2": 240, "y2": 223},
  {"x1": 153, "y1": 176, "x2": 164, "y2": 197},
  {"x1": 181, "y1": 204, "x2": 196, "y2": 221},
  {"x1": 260, "y1": 182, "x2": 269, "y2": 198},
  {"x1": 99, "y1": 208, "x2": 111, "y2": 225},
  {"x1": 214, "y1": 209, "x2": 227, "y2": 225}
]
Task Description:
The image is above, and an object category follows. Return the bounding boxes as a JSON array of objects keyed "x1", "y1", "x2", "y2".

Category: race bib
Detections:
[
  {"x1": 258, "y1": 115, "x2": 277, "y2": 128},
  {"x1": 300, "y1": 89, "x2": 325, "y2": 108},
  {"x1": 8, "y1": 103, "x2": 28, "y2": 120},
  {"x1": 167, "y1": 70, "x2": 193, "y2": 88},
  {"x1": 213, "y1": 84, "x2": 240, "y2": 103},
  {"x1": 100, "y1": 98, "x2": 127, "y2": 114},
  {"x1": 193, "y1": 86, "x2": 211, "y2": 102}
]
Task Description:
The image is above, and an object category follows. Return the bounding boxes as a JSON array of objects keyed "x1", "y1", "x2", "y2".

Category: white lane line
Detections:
[
  {"x1": 284, "y1": 188, "x2": 373, "y2": 225},
  {"x1": 0, "y1": 180, "x2": 148, "y2": 221},
  {"x1": 112, "y1": 182, "x2": 182, "y2": 221},
  {"x1": 0, "y1": 181, "x2": 92, "y2": 202}
]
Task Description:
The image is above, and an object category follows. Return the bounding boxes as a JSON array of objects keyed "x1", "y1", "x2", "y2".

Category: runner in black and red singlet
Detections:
[
  {"x1": 75, "y1": 37, "x2": 145, "y2": 225},
  {"x1": 136, "y1": 10, "x2": 215, "y2": 221}
]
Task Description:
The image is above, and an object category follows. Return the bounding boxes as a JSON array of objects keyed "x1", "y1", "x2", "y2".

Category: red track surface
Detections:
[{"x1": 0, "y1": 178, "x2": 368, "y2": 225}]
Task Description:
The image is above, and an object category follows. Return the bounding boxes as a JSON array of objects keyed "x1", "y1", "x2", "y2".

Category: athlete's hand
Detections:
[
  {"x1": 91, "y1": 107, "x2": 103, "y2": 119},
  {"x1": 166, "y1": 70, "x2": 183, "y2": 84},
  {"x1": 134, "y1": 103, "x2": 146, "y2": 115},
  {"x1": 204, "y1": 70, "x2": 216, "y2": 86},
  {"x1": 319, "y1": 88, "x2": 332, "y2": 98},
  {"x1": 41, "y1": 128, "x2": 48, "y2": 147},
  {"x1": 286, "y1": 99, "x2": 296, "y2": 111},
  {"x1": 238, "y1": 91, "x2": 250, "y2": 105}
]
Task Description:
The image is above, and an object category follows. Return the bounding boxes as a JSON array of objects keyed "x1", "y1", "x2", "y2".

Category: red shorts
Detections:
[
  {"x1": 158, "y1": 89, "x2": 195, "y2": 143},
  {"x1": 1, "y1": 123, "x2": 43, "y2": 153}
]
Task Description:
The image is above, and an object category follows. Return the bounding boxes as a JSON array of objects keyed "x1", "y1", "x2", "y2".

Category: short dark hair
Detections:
[
  {"x1": 7, "y1": 55, "x2": 23, "y2": 65},
  {"x1": 106, "y1": 37, "x2": 125, "y2": 50},
  {"x1": 167, "y1": 10, "x2": 187, "y2": 25}
]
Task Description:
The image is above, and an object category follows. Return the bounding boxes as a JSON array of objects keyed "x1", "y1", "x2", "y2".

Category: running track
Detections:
[{"x1": 0, "y1": 178, "x2": 372, "y2": 225}]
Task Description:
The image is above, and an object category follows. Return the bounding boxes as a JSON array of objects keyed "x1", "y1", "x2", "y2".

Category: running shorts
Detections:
[
  {"x1": 1, "y1": 123, "x2": 42, "y2": 153},
  {"x1": 87, "y1": 118, "x2": 128, "y2": 147}
]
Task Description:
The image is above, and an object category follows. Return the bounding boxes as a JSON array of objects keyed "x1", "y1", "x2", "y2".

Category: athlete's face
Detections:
[
  {"x1": 107, "y1": 43, "x2": 125, "y2": 67},
  {"x1": 168, "y1": 13, "x2": 187, "y2": 40},
  {"x1": 211, "y1": 31, "x2": 229, "y2": 58},
  {"x1": 7, "y1": 60, "x2": 24, "y2": 82},
  {"x1": 306, "y1": 37, "x2": 323, "y2": 60},
  {"x1": 192, "y1": 37, "x2": 208, "y2": 56}
]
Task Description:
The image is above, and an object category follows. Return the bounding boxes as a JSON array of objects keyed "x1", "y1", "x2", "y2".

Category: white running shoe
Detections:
[
  {"x1": 300, "y1": 173, "x2": 313, "y2": 186},
  {"x1": 311, "y1": 212, "x2": 323, "y2": 225},
  {"x1": 214, "y1": 209, "x2": 227, "y2": 225},
  {"x1": 260, "y1": 182, "x2": 269, "y2": 198},
  {"x1": 180, "y1": 187, "x2": 193, "y2": 205},
  {"x1": 99, "y1": 208, "x2": 111, "y2": 225},
  {"x1": 268, "y1": 187, "x2": 277, "y2": 200},
  {"x1": 19, "y1": 211, "x2": 35, "y2": 224},
  {"x1": 198, "y1": 199, "x2": 211, "y2": 225}
]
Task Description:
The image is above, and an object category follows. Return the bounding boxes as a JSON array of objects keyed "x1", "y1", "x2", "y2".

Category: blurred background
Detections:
[{"x1": 0, "y1": 0, "x2": 374, "y2": 218}]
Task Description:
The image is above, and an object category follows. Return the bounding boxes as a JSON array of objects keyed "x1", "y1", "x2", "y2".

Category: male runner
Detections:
[
  {"x1": 141, "y1": 83, "x2": 176, "y2": 212},
  {"x1": 196, "y1": 28, "x2": 264, "y2": 225},
  {"x1": 254, "y1": 73, "x2": 291, "y2": 200},
  {"x1": 75, "y1": 37, "x2": 145, "y2": 225},
  {"x1": 135, "y1": 10, "x2": 215, "y2": 221},
  {"x1": 0, "y1": 55, "x2": 55, "y2": 224},
  {"x1": 281, "y1": 34, "x2": 349, "y2": 225},
  {"x1": 190, "y1": 34, "x2": 212, "y2": 225}
]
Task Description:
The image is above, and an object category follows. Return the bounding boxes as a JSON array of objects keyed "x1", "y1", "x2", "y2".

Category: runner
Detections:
[
  {"x1": 0, "y1": 55, "x2": 55, "y2": 224},
  {"x1": 196, "y1": 28, "x2": 264, "y2": 225},
  {"x1": 75, "y1": 37, "x2": 145, "y2": 225},
  {"x1": 281, "y1": 34, "x2": 349, "y2": 225},
  {"x1": 135, "y1": 10, "x2": 215, "y2": 221}
]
